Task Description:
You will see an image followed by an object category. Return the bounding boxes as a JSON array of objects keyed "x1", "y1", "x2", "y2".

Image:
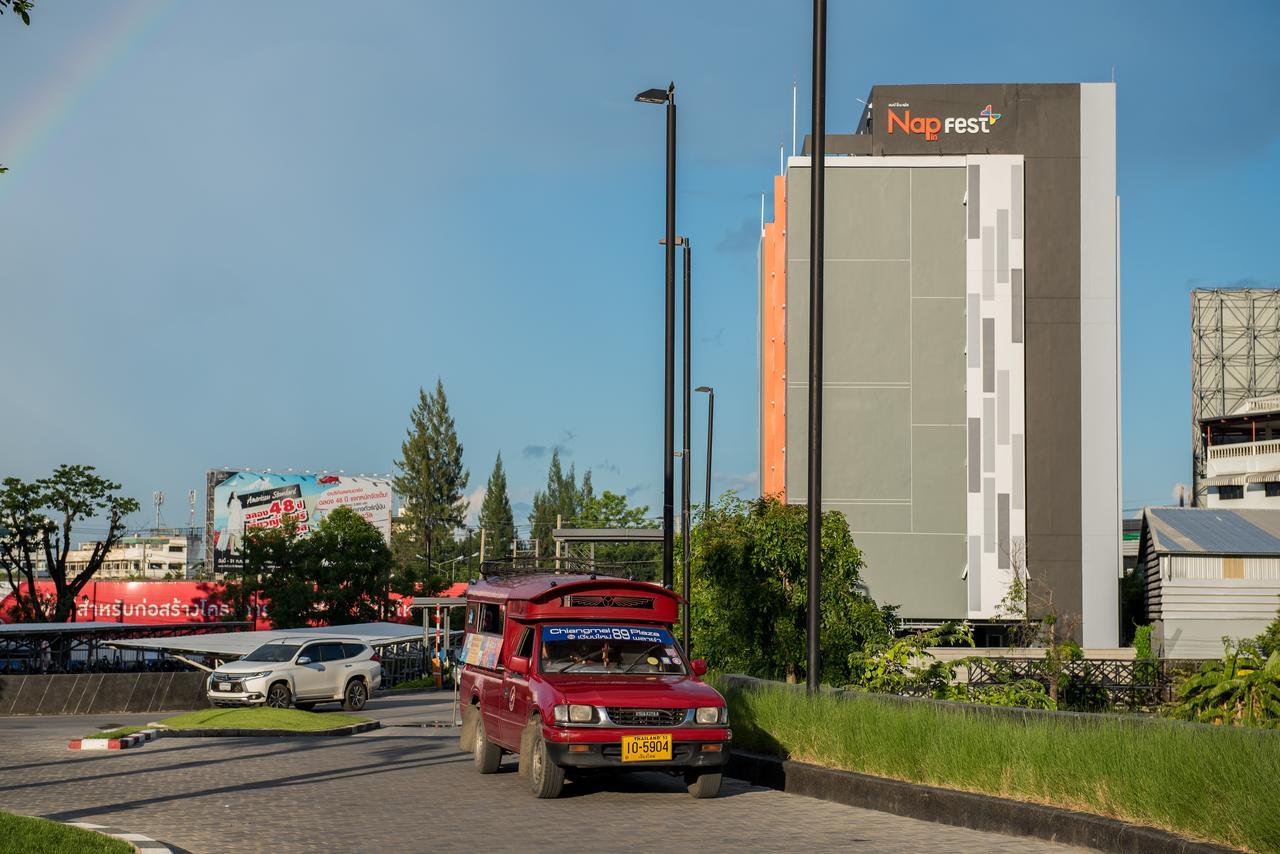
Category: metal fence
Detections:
[{"x1": 965, "y1": 657, "x2": 1208, "y2": 712}]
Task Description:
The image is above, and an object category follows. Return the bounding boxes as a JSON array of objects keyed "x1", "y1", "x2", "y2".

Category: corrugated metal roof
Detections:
[{"x1": 1143, "y1": 507, "x2": 1280, "y2": 555}]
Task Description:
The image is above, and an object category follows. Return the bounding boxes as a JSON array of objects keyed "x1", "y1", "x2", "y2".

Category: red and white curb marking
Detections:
[
  {"x1": 68, "y1": 728, "x2": 161, "y2": 750},
  {"x1": 67, "y1": 821, "x2": 173, "y2": 853}
]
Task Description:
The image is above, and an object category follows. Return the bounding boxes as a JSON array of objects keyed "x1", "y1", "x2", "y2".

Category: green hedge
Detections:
[{"x1": 715, "y1": 676, "x2": 1279, "y2": 852}]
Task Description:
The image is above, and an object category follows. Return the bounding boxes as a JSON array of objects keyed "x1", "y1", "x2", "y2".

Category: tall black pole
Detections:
[
  {"x1": 682, "y1": 239, "x2": 692, "y2": 655},
  {"x1": 704, "y1": 389, "x2": 714, "y2": 513},
  {"x1": 806, "y1": 0, "x2": 826, "y2": 694},
  {"x1": 662, "y1": 83, "x2": 677, "y2": 590}
]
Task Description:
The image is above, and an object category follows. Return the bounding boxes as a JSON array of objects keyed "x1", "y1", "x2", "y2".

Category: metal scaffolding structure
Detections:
[{"x1": 1191, "y1": 289, "x2": 1280, "y2": 504}]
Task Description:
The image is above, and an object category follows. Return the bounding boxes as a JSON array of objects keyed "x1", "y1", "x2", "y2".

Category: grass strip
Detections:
[
  {"x1": 87, "y1": 726, "x2": 145, "y2": 740},
  {"x1": 157, "y1": 707, "x2": 370, "y2": 732},
  {"x1": 0, "y1": 811, "x2": 132, "y2": 854},
  {"x1": 714, "y1": 677, "x2": 1279, "y2": 852}
]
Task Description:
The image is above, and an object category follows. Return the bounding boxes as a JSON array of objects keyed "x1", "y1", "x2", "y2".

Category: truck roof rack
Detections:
[{"x1": 477, "y1": 556, "x2": 654, "y2": 583}]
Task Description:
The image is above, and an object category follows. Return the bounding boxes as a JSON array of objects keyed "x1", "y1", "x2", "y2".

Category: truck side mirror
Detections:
[
  {"x1": 690, "y1": 659, "x2": 708, "y2": 676},
  {"x1": 508, "y1": 655, "x2": 530, "y2": 676}
]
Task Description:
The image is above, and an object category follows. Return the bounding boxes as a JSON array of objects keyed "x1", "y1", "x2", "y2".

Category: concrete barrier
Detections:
[{"x1": 0, "y1": 672, "x2": 211, "y2": 716}]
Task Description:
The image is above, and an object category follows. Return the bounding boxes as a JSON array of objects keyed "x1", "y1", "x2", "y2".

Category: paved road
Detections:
[{"x1": 0, "y1": 694, "x2": 1084, "y2": 853}]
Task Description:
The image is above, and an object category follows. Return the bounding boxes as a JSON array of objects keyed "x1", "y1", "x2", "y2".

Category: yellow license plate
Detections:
[{"x1": 621, "y1": 733, "x2": 672, "y2": 762}]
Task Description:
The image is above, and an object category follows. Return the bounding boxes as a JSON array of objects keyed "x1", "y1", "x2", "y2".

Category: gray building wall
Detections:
[
  {"x1": 782, "y1": 83, "x2": 1120, "y2": 642},
  {"x1": 785, "y1": 163, "x2": 968, "y2": 619}
]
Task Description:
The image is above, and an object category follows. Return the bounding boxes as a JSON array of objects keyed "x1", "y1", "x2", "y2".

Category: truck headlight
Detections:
[
  {"x1": 695, "y1": 706, "x2": 726, "y2": 725},
  {"x1": 552, "y1": 704, "x2": 597, "y2": 724}
]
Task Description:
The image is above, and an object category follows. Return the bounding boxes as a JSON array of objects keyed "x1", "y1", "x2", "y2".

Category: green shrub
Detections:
[{"x1": 1169, "y1": 640, "x2": 1280, "y2": 728}]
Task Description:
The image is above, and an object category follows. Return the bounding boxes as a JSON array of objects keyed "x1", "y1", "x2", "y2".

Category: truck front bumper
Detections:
[{"x1": 543, "y1": 728, "x2": 731, "y2": 771}]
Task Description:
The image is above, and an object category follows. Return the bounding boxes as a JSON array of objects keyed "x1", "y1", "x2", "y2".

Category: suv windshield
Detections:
[
  {"x1": 242, "y1": 643, "x2": 301, "y2": 663},
  {"x1": 540, "y1": 625, "x2": 684, "y2": 675}
]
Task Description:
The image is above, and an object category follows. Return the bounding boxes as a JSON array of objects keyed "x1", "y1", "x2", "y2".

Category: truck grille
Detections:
[{"x1": 606, "y1": 707, "x2": 686, "y2": 726}]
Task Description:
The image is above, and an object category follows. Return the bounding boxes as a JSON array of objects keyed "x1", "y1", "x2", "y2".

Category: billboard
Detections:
[
  {"x1": 0, "y1": 580, "x2": 419, "y2": 628},
  {"x1": 208, "y1": 471, "x2": 395, "y2": 571}
]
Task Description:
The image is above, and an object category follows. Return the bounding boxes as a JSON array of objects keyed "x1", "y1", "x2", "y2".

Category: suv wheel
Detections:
[
  {"x1": 686, "y1": 771, "x2": 722, "y2": 799},
  {"x1": 473, "y1": 716, "x2": 502, "y2": 774},
  {"x1": 342, "y1": 678, "x2": 368, "y2": 712},
  {"x1": 528, "y1": 716, "x2": 565, "y2": 799},
  {"x1": 265, "y1": 682, "x2": 292, "y2": 709}
]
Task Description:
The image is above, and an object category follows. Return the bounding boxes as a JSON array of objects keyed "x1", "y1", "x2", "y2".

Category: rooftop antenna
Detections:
[
  {"x1": 779, "y1": 143, "x2": 784, "y2": 176},
  {"x1": 152, "y1": 491, "x2": 164, "y2": 530},
  {"x1": 188, "y1": 489, "x2": 196, "y2": 529},
  {"x1": 791, "y1": 77, "x2": 797, "y2": 156}
]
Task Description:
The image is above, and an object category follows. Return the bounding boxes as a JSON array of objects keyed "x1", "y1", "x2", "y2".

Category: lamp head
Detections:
[
  {"x1": 635, "y1": 85, "x2": 672, "y2": 105},
  {"x1": 696, "y1": 386, "x2": 713, "y2": 394}
]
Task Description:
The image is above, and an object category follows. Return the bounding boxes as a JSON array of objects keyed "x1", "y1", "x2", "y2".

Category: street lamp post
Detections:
[
  {"x1": 807, "y1": 0, "x2": 828, "y2": 693},
  {"x1": 636, "y1": 83, "x2": 677, "y2": 590},
  {"x1": 696, "y1": 386, "x2": 714, "y2": 514}
]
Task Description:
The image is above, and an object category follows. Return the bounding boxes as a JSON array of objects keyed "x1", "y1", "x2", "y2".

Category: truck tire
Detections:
[
  {"x1": 459, "y1": 704, "x2": 478, "y2": 752},
  {"x1": 687, "y1": 771, "x2": 722, "y2": 799},
  {"x1": 473, "y1": 716, "x2": 502, "y2": 774},
  {"x1": 528, "y1": 717, "x2": 565, "y2": 799}
]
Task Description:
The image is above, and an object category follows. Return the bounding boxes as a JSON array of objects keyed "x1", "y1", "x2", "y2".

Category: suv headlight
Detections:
[
  {"x1": 552, "y1": 704, "x2": 598, "y2": 724},
  {"x1": 239, "y1": 671, "x2": 273, "y2": 680},
  {"x1": 695, "y1": 706, "x2": 726, "y2": 725}
]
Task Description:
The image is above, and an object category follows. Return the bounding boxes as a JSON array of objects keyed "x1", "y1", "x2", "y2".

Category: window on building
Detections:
[
  {"x1": 1265, "y1": 482, "x2": 1280, "y2": 498},
  {"x1": 1219, "y1": 485, "x2": 1244, "y2": 500}
]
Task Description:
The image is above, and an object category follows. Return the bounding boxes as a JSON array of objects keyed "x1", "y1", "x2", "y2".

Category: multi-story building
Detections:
[
  {"x1": 761, "y1": 82, "x2": 1120, "y2": 646},
  {"x1": 67, "y1": 531, "x2": 200, "y2": 580},
  {"x1": 1192, "y1": 289, "x2": 1280, "y2": 507}
]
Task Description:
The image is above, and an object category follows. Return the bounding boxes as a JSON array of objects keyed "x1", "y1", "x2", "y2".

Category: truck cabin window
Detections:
[{"x1": 539, "y1": 625, "x2": 684, "y2": 675}]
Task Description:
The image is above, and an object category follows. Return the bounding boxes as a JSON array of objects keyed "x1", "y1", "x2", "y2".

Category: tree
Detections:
[
  {"x1": 478, "y1": 452, "x2": 514, "y2": 561},
  {"x1": 529, "y1": 450, "x2": 581, "y2": 558},
  {"x1": 0, "y1": 465, "x2": 140, "y2": 623},
  {"x1": 0, "y1": 1, "x2": 33, "y2": 25},
  {"x1": 689, "y1": 495, "x2": 894, "y2": 685},
  {"x1": 307, "y1": 506, "x2": 394, "y2": 624},
  {"x1": 1170, "y1": 639, "x2": 1280, "y2": 728},
  {"x1": 392, "y1": 379, "x2": 469, "y2": 571},
  {"x1": 577, "y1": 489, "x2": 659, "y2": 571},
  {"x1": 235, "y1": 516, "x2": 311, "y2": 628},
  {"x1": 238, "y1": 507, "x2": 394, "y2": 628}
]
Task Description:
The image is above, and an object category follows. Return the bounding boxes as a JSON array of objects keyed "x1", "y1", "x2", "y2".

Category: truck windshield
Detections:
[
  {"x1": 540, "y1": 625, "x2": 684, "y2": 675},
  {"x1": 242, "y1": 643, "x2": 301, "y2": 663}
]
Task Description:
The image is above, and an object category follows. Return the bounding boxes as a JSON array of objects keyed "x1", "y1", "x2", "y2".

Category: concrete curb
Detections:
[
  {"x1": 64, "y1": 819, "x2": 177, "y2": 852},
  {"x1": 726, "y1": 751, "x2": 1237, "y2": 854},
  {"x1": 68, "y1": 728, "x2": 161, "y2": 751},
  {"x1": 152, "y1": 720, "x2": 380, "y2": 738}
]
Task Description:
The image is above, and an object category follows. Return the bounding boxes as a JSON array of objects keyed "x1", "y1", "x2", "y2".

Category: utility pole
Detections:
[{"x1": 806, "y1": 0, "x2": 827, "y2": 694}]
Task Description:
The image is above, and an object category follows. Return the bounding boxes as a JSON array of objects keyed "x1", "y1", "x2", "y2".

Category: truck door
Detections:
[{"x1": 499, "y1": 625, "x2": 534, "y2": 745}]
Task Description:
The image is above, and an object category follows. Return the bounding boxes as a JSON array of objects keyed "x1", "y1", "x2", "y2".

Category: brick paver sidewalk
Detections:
[{"x1": 0, "y1": 695, "x2": 1082, "y2": 853}]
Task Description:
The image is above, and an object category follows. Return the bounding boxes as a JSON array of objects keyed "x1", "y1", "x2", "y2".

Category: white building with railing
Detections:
[{"x1": 1201, "y1": 396, "x2": 1280, "y2": 508}]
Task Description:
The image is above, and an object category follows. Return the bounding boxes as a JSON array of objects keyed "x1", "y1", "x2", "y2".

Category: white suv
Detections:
[{"x1": 208, "y1": 638, "x2": 383, "y2": 712}]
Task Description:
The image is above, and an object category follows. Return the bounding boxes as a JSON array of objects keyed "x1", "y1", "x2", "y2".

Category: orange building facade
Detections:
[{"x1": 760, "y1": 174, "x2": 787, "y2": 500}]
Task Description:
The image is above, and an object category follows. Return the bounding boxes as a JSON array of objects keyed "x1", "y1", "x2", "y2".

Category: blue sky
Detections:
[{"x1": 1, "y1": 1, "x2": 1277, "y2": 533}]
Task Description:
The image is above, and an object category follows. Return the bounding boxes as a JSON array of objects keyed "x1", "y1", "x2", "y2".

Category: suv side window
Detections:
[
  {"x1": 298, "y1": 644, "x2": 323, "y2": 664},
  {"x1": 318, "y1": 642, "x2": 345, "y2": 662},
  {"x1": 342, "y1": 643, "x2": 366, "y2": 659}
]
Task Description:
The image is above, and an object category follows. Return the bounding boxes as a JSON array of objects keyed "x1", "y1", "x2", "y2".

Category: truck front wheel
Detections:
[
  {"x1": 527, "y1": 716, "x2": 565, "y2": 799},
  {"x1": 686, "y1": 771, "x2": 722, "y2": 799}
]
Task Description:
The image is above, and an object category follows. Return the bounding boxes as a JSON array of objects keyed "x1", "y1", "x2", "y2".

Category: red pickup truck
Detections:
[{"x1": 457, "y1": 570, "x2": 730, "y2": 799}]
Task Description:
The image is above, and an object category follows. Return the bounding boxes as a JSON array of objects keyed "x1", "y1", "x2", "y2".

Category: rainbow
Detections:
[{"x1": 0, "y1": 1, "x2": 173, "y2": 183}]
